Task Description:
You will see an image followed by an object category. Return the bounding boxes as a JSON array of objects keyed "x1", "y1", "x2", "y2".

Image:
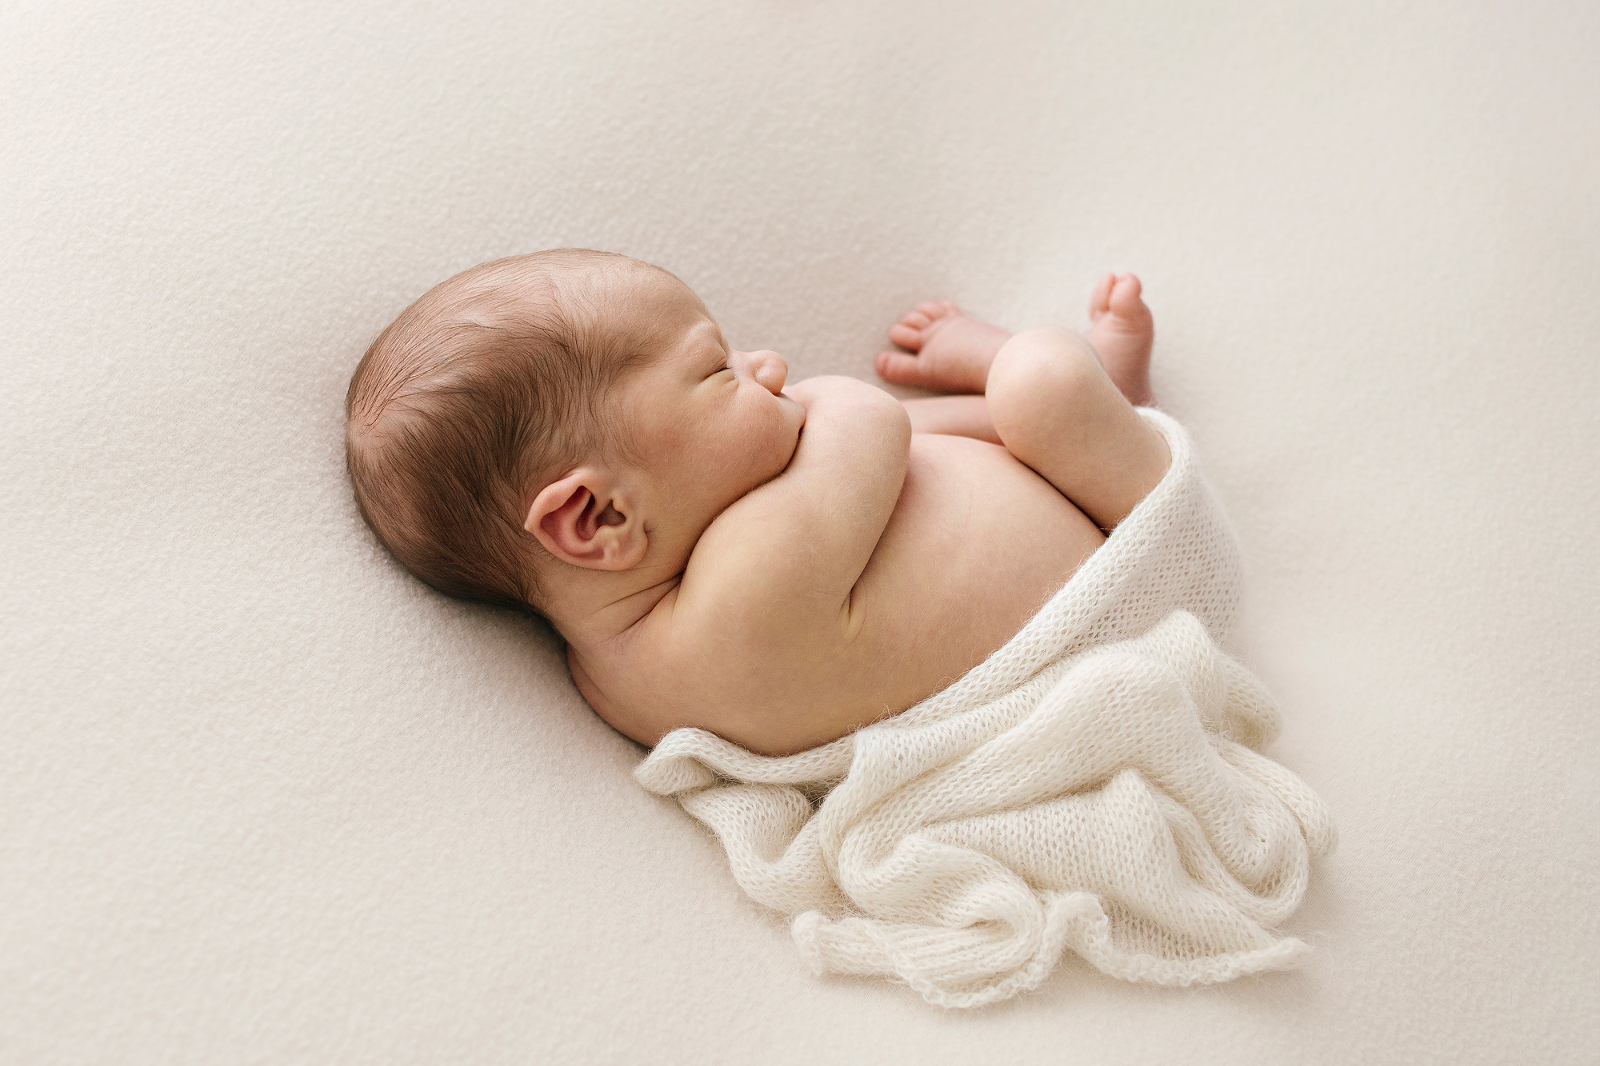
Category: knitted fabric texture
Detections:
[{"x1": 635, "y1": 411, "x2": 1336, "y2": 1008}]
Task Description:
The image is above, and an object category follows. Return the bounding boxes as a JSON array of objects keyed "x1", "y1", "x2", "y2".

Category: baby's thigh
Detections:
[{"x1": 985, "y1": 327, "x2": 1169, "y2": 531}]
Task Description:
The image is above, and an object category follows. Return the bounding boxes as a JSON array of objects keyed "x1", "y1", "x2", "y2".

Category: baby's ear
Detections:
[{"x1": 526, "y1": 469, "x2": 646, "y2": 571}]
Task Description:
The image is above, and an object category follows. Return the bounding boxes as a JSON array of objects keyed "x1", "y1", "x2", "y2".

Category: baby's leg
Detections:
[
  {"x1": 880, "y1": 274, "x2": 1168, "y2": 528},
  {"x1": 901, "y1": 394, "x2": 1002, "y2": 443},
  {"x1": 878, "y1": 275, "x2": 1156, "y2": 406},
  {"x1": 987, "y1": 327, "x2": 1169, "y2": 532}
]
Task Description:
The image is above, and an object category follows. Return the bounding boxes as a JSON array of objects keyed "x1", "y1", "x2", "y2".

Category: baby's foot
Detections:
[
  {"x1": 876, "y1": 302, "x2": 1012, "y2": 394},
  {"x1": 1086, "y1": 273, "x2": 1155, "y2": 406}
]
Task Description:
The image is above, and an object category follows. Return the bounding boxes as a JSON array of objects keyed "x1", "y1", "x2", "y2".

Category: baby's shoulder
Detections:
[{"x1": 573, "y1": 573, "x2": 787, "y2": 748}]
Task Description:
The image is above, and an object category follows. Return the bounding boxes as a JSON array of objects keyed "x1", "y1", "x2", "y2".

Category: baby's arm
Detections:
[{"x1": 674, "y1": 375, "x2": 911, "y2": 644}]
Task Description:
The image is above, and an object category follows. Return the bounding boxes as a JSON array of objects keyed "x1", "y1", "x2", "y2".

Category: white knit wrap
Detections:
[{"x1": 635, "y1": 411, "x2": 1336, "y2": 1008}]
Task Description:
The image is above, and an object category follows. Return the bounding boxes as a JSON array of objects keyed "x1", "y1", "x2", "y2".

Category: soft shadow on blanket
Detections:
[{"x1": 636, "y1": 412, "x2": 1336, "y2": 1008}]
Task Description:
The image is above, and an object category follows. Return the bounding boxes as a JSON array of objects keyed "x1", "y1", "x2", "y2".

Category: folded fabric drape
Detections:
[{"x1": 637, "y1": 411, "x2": 1335, "y2": 1007}]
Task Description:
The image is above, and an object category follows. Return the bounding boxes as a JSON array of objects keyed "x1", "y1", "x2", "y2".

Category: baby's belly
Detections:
[{"x1": 837, "y1": 434, "x2": 1105, "y2": 721}]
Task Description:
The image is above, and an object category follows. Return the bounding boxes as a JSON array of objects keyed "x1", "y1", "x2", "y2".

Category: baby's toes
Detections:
[
  {"x1": 889, "y1": 319, "x2": 928, "y2": 350},
  {"x1": 889, "y1": 302, "x2": 963, "y2": 352},
  {"x1": 1107, "y1": 273, "x2": 1145, "y2": 315},
  {"x1": 876, "y1": 349, "x2": 933, "y2": 386},
  {"x1": 1088, "y1": 272, "x2": 1116, "y2": 319}
]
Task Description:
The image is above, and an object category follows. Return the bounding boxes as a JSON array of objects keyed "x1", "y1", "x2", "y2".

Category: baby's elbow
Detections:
[{"x1": 842, "y1": 376, "x2": 911, "y2": 443}]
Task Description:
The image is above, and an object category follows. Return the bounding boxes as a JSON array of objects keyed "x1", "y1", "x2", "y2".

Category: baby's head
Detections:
[{"x1": 346, "y1": 249, "x2": 802, "y2": 619}]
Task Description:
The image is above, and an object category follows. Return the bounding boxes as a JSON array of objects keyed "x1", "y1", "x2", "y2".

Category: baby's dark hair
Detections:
[{"x1": 345, "y1": 249, "x2": 667, "y2": 612}]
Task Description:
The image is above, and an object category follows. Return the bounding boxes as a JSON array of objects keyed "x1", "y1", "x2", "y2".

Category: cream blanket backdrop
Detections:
[{"x1": 3, "y1": 1, "x2": 1596, "y2": 1064}]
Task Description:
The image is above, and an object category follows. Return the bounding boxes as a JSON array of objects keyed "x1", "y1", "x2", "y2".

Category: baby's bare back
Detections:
[{"x1": 838, "y1": 434, "x2": 1103, "y2": 718}]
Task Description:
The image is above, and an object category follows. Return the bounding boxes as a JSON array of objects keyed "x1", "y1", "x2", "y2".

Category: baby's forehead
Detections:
[
  {"x1": 576, "y1": 269, "x2": 715, "y2": 351},
  {"x1": 603, "y1": 265, "x2": 706, "y2": 319}
]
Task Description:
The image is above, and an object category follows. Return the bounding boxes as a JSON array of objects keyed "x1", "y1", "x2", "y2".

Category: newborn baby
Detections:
[{"x1": 346, "y1": 250, "x2": 1170, "y2": 756}]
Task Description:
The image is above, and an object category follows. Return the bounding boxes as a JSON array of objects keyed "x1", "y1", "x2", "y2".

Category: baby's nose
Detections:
[{"x1": 747, "y1": 350, "x2": 788, "y2": 395}]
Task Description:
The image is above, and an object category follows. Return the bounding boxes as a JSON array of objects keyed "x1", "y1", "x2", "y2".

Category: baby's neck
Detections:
[{"x1": 544, "y1": 563, "x2": 682, "y2": 652}]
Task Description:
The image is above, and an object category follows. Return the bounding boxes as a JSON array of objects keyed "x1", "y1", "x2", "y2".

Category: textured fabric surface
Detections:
[
  {"x1": 4, "y1": 1, "x2": 1597, "y2": 1063},
  {"x1": 639, "y1": 415, "x2": 1336, "y2": 1006}
]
